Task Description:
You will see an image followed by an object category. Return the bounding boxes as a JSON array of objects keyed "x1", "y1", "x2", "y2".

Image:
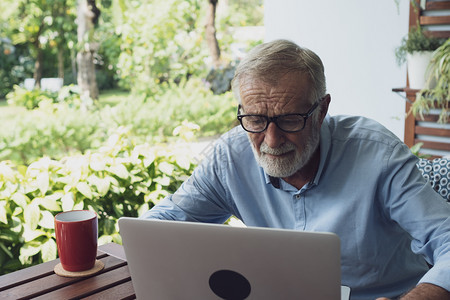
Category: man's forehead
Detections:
[{"x1": 239, "y1": 73, "x2": 314, "y2": 112}]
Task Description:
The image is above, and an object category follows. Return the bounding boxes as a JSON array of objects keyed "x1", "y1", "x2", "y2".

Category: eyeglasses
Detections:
[{"x1": 237, "y1": 101, "x2": 320, "y2": 133}]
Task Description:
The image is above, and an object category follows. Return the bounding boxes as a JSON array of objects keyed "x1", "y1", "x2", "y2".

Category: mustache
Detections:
[{"x1": 260, "y1": 142, "x2": 296, "y2": 155}]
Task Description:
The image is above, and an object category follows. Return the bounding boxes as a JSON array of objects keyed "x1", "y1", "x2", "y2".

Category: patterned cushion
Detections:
[{"x1": 416, "y1": 158, "x2": 450, "y2": 202}]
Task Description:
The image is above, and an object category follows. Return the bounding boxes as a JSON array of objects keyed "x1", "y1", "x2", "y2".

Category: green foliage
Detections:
[
  {"x1": 412, "y1": 39, "x2": 450, "y2": 123},
  {"x1": 0, "y1": 81, "x2": 237, "y2": 165},
  {"x1": 1, "y1": 0, "x2": 70, "y2": 94},
  {"x1": 410, "y1": 142, "x2": 432, "y2": 159},
  {"x1": 1, "y1": 86, "x2": 105, "y2": 165},
  {"x1": 0, "y1": 0, "x2": 108, "y2": 93},
  {"x1": 113, "y1": 0, "x2": 209, "y2": 95},
  {"x1": 0, "y1": 0, "x2": 255, "y2": 276},
  {"x1": 105, "y1": 78, "x2": 238, "y2": 141},
  {"x1": 2, "y1": 0, "x2": 77, "y2": 59},
  {"x1": 6, "y1": 85, "x2": 57, "y2": 110},
  {"x1": 223, "y1": 0, "x2": 264, "y2": 27},
  {"x1": 94, "y1": 1, "x2": 125, "y2": 90},
  {"x1": 0, "y1": 82, "x2": 231, "y2": 273},
  {"x1": 395, "y1": 26, "x2": 445, "y2": 65},
  {"x1": 5, "y1": 84, "x2": 93, "y2": 110},
  {"x1": 0, "y1": 128, "x2": 196, "y2": 275},
  {"x1": 0, "y1": 40, "x2": 34, "y2": 99},
  {"x1": 0, "y1": 0, "x2": 262, "y2": 98}
]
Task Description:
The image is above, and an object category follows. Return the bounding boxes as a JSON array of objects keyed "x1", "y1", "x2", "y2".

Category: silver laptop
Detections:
[{"x1": 118, "y1": 218, "x2": 350, "y2": 300}]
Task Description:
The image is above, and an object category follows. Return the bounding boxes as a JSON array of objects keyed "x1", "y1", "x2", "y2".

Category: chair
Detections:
[{"x1": 416, "y1": 157, "x2": 450, "y2": 202}]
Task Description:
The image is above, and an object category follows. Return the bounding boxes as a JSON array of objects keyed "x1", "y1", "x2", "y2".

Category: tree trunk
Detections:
[
  {"x1": 33, "y1": 41, "x2": 43, "y2": 89},
  {"x1": 76, "y1": 0, "x2": 99, "y2": 100},
  {"x1": 57, "y1": 47, "x2": 65, "y2": 79},
  {"x1": 205, "y1": 0, "x2": 221, "y2": 69},
  {"x1": 76, "y1": 50, "x2": 98, "y2": 99}
]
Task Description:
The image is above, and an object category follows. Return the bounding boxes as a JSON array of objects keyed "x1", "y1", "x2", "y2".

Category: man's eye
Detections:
[
  {"x1": 280, "y1": 119, "x2": 299, "y2": 125},
  {"x1": 280, "y1": 116, "x2": 301, "y2": 122},
  {"x1": 246, "y1": 117, "x2": 265, "y2": 124}
]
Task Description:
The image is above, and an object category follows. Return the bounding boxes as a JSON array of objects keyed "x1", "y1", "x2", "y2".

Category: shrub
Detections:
[
  {"x1": 0, "y1": 128, "x2": 196, "y2": 275},
  {"x1": 104, "y1": 78, "x2": 238, "y2": 142},
  {"x1": 0, "y1": 81, "x2": 237, "y2": 165},
  {"x1": 0, "y1": 95, "x2": 105, "y2": 165},
  {"x1": 6, "y1": 84, "x2": 90, "y2": 110},
  {"x1": 6, "y1": 85, "x2": 57, "y2": 110}
]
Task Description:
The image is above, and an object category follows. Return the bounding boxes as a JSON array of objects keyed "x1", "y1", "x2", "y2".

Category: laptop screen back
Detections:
[{"x1": 119, "y1": 218, "x2": 342, "y2": 300}]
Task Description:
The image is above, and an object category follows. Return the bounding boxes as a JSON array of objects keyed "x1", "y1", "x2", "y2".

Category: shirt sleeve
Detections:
[
  {"x1": 382, "y1": 142, "x2": 450, "y2": 291},
  {"x1": 140, "y1": 139, "x2": 234, "y2": 224}
]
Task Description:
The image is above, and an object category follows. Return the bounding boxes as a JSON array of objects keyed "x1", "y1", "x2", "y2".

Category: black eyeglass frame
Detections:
[{"x1": 237, "y1": 101, "x2": 320, "y2": 133}]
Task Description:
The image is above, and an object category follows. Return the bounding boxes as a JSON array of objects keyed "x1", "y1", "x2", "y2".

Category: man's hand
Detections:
[{"x1": 376, "y1": 283, "x2": 450, "y2": 300}]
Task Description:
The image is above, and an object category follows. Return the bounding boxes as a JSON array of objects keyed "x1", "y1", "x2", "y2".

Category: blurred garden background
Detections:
[{"x1": 0, "y1": 0, "x2": 263, "y2": 275}]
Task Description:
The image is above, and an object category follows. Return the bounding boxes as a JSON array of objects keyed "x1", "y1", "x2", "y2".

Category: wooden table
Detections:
[{"x1": 0, "y1": 243, "x2": 136, "y2": 299}]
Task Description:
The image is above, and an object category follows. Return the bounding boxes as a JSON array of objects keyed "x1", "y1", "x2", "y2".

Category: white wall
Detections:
[{"x1": 264, "y1": 0, "x2": 410, "y2": 140}]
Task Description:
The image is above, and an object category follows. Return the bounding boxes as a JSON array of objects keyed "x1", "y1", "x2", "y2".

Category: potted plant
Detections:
[
  {"x1": 395, "y1": 26, "x2": 444, "y2": 89},
  {"x1": 412, "y1": 39, "x2": 450, "y2": 123}
]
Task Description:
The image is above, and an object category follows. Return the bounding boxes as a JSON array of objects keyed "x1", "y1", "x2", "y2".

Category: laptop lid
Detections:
[{"x1": 118, "y1": 218, "x2": 343, "y2": 300}]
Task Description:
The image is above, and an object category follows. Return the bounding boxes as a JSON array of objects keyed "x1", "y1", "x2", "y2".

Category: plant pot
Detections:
[{"x1": 407, "y1": 51, "x2": 435, "y2": 90}]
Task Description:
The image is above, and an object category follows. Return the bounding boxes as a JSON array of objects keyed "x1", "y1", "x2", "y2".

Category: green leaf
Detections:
[
  {"x1": 23, "y1": 226, "x2": 47, "y2": 243},
  {"x1": 0, "y1": 201, "x2": 7, "y2": 224},
  {"x1": 143, "y1": 153, "x2": 156, "y2": 168},
  {"x1": 106, "y1": 176, "x2": 120, "y2": 187},
  {"x1": 138, "y1": 203, "x2": 149, "y2": 216},
  {"x1": 44, "y1": 192, "x2": 64, "y2": 201},
  {"x1": 76, "y1": 182, "x2": 93, "y2": 199},
  {"x1": 24, "y1": 202, "x2": 40, "y2": 230},
  {"x1": 176, "y1": 154, "x2": 191, "y2": 170},
  {"x1": 0, "y1": 228, "x2": 19, "y2": 242},
  {"x1": 98, "y1": 235, "x2": 113, "y2": 245},
  {"x1": 89, "y1": 155, "x2": 107, "y2": 171},
  {"x1": 9, "y1": 216, "x2": 23, "y2": 234},
  {"x1": 17, "y1": 165, "x2": 28, "y2": 176},
  {"x1": 41, "y1": 238, "x2": 57, "y2": 262},
  {"x1": 10, "y1": 192, "x2": 29, "y2": 208},
  {"x1": 36, "y1": 172, "x2": 50, "y2": 195},
  {"x1": 0, "y1": 162, "x2": 16, "y2": 181},
  {"x1": 19, "y1": 242, "x2": 42, "y2": 265},
  {"x1": 88, "y1": 175, "x2": 110, "y2": 196},
  {"x1": 130, "y1": 175, "x2": 143, "y2": 184},
  {"x1": 103, "y1": 219, "x2": 116, "y2": 235},
  {"x1": 38, "y1": 211, "x2": 55, "y2": 229},
  {"x1": 61, "y1": 192, "x2": 74, "y2": 211},
  {"x1": 37, "y1": 196, "x2": 61, "y2": 211},
  {"x1": 112, "y1": 233, "x2": 122, "y2": 245},
  {"x1": 1, "y1": 182, "x2": 19, "y2": 198},
  {"x1": 154, "y1": 176, "x2": 170, "y2": 186},
  {"x1": 158, "y1": 162, "x2": 174, "y2": 175},
  {"x1": 0, "y1": 242, "x2": 14, "y2": 258},
  {"x1": 108, "y1": 164, "x2": 129, "y2": 179},
  {"x1": 73, "y1": 201, "x2": 84, "y2": 210}
]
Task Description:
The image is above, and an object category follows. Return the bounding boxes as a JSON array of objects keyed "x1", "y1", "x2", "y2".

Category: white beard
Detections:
[{"x1": 249, "y1": 127, "x2": 320, "y2": 178}]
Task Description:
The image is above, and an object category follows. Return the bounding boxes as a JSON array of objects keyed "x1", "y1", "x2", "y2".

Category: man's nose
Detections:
[{"x1": 264, "y1": 122, "x2": 284, "y2": 148}]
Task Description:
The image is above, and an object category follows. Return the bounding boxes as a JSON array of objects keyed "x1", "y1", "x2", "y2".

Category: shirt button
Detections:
[{"x1": 295, "y1": 194, "x2": 301, "y2": 199}]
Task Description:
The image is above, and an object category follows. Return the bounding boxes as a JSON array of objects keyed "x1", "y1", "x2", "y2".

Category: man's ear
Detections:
[{"x1": 318, "y1": 94, "x2": 331, "y2": 125}]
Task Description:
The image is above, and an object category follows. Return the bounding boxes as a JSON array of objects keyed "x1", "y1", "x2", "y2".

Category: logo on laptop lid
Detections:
[{"x1": 209, "y1": 269, "x2": 251, "y2": 299}]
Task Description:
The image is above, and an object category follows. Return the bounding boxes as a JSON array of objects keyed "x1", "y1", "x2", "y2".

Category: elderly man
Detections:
[{"x1": 141, "y1": 39, "x2": 450, "y2": 300}]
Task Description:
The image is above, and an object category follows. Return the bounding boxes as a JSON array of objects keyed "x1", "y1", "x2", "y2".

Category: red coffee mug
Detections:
[{"x1": 55, "y1": 210, "x2": 98, "y2": 272}]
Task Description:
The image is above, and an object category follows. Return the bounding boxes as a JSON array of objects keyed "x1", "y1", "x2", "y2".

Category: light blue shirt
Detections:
[{"x1": 142, "y1": 115, "x2": 450, "y2": 300}]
